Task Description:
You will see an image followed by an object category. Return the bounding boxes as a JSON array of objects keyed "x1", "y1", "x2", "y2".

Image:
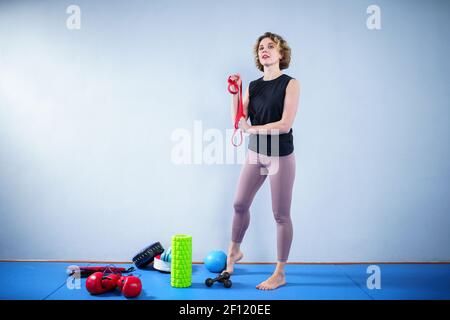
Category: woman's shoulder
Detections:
[
  {"x1": 283, "y1": 74, "x2": 300, "y2": 87},
  {"x1": 282, "y1": 73, "x2": 296, "y2": 81}
]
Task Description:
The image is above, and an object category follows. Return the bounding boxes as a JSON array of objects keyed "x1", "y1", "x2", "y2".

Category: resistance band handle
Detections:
[{"x1": 227, "y1": 75, "x2": 240, "y2": 94}]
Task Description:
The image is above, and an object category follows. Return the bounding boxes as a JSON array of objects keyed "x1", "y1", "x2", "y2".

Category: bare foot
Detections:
[
  {"x1": 223, "y1": 250, "x2": 243, "y2": 274},
  {"x1": 256, "y1": 271, "x2": 286, "y2": 290}
]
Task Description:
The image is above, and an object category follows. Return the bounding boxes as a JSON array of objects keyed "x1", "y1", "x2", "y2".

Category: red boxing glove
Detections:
[
  {"x1": 117, "y1": 275, "x2": 142, "y2": 298},
  {"x1": 85, "y1": 272, "x2": 120, "y2": 295},
  {"x1": 102, "y1": 273, "x2": 121, "y2": 291},
  {"x1": 86, "y1": 272, "x2": 109, "y2": 295},
  {"x1": 117, "y1": 276, "x2": 125, "y2": 291}
]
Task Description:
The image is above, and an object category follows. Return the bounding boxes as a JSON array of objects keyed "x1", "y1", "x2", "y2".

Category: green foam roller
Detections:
[
  {"x1": 171, "y1": 280, "x2": 191, "y2": 288},
  {"x1": 171, "y1": 282, "x2": 190, "y2": 288},
  {"x1": 171, "y1": 234, "x2": 192, "y2": 288},
  {"x1": 171, "y1": 278, "x2": 190, "y2": 282},
  {"x1": 172, "y1": 263, "x2": 190, "y2": 268},
  {"x1": 173, "y1": 258, "x2": 191, "y2": 264}
]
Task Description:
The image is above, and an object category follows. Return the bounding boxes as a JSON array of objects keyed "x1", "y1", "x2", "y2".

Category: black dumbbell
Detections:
[{"x1": 205, "y1": 272, "x2": 232, "y2": 288}]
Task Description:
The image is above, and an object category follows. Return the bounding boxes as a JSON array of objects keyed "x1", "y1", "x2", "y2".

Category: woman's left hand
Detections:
[{"x1": 238, "y1": 117, "x2": 251, "y2": 132}]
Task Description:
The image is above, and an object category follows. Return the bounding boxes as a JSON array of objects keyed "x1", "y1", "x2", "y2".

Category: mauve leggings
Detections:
[{"x1": 231, "y1": 149, "x2": 296, "y2": 262}]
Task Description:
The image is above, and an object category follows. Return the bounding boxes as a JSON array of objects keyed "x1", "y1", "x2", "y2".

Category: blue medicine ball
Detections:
[{"x1": 204, "y1": 250, "x2": 227, "y2": 273}]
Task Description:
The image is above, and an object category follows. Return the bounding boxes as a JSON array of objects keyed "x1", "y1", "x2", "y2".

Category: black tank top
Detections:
[{"x1": 248, "y1": 73, "x2": 294, "y2": 156}]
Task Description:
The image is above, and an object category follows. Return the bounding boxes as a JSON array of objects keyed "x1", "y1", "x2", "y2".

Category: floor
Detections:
[{"x1": 0, "y1": 262, "x2": 449, "y2": 300}]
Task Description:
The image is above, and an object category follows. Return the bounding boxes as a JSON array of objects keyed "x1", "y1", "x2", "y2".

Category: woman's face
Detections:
[{"x1": 258, "y1": 37, "x2": 282, "y2": 69}]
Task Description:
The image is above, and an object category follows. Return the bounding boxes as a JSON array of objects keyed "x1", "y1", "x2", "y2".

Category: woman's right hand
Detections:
[{"x1": 229, "y1": 73, "x2": 242, "y2": 87}]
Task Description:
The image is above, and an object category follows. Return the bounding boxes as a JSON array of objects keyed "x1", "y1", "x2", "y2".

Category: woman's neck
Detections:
[{"x1": 263, "y1": 65, "x2": 283, "y2": 81}]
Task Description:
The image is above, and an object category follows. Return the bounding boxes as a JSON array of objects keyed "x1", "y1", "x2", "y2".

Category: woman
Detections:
[{"x1": 226, "y1": 32, "x2": 300, "y2": 290}]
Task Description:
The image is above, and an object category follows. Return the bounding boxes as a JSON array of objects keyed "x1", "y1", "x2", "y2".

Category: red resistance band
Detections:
[{"x1": 228, "y1": 75, "x2": 246, "y2": 147}]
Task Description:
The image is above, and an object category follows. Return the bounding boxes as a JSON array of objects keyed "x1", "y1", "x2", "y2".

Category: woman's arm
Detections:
[{"x1": 239, "y1": 79, "x2": 300, "y2": 135}]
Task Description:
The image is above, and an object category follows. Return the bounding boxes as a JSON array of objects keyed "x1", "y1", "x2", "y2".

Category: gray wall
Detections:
[{"x1": 0, "y1": 0, "x2": 449, "y2": 262}]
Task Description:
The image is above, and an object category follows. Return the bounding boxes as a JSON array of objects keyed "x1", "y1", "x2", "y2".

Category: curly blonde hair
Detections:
[{"x1": 253, "y1": 32, "x2": 291, "y2": 72}]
